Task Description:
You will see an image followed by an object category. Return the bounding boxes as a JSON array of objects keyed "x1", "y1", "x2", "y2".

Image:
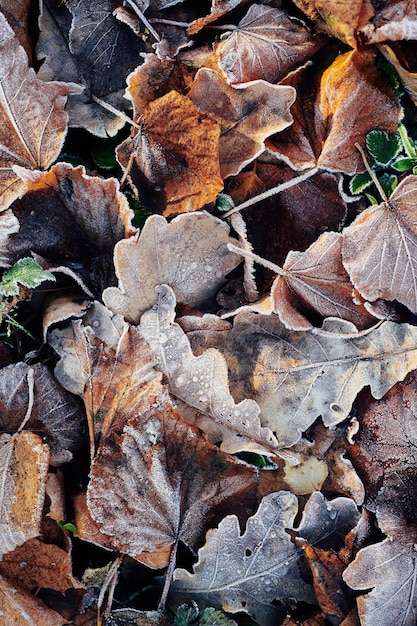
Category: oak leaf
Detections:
[
  {"x1": 268, "y1": 231, "x2": 375, "y2": 330},
  {"x1": 0, "y1": 11, "x2": 81, "y2": 210},
  {"x1": 117, "y1": 90, "x2": 223, "y2": 216},
  {"x1": 87, "y1": 394, "x2": 258, "y2": 565},
  {"x1": 103, "y1": 212, "x2": 242, "y2": 324},
  {"x1": 170, "y1": 491, "x2": 315, "y2": 626},
  {"x1": 139, "y1": 285, "x2": 279, "y2": 456},
  {"x1": 342, "y1": 175, "x2": 417, "y2": 314},
  {"x1": 200, "y1": 312, "x2": 417, "y2": 446},
  {"x1": 188, "y1": 68, "x2": 296, "y2": 178},
  {"x1": 6, "y1": 163, "x2": 134, "y2": 294},
  {"x1": 216, "y1": 4, "x2": 325, "y2": 84},
  {"x1": 268, "y1": 48, "x2": 401, "y2": 174}
]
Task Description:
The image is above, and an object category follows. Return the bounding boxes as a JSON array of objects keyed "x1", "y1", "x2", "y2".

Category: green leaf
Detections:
[
  {"x1": 0, "y1": 258, "x2": 56, "y2": 297},
  {"x1": 391, "y1": 157, "x2": 414, "y2": 172},
  {"x1": 365, "y1": 193, "x2": 379, "y2": 205},
  {"x1": 237, "y1": 451, "x2": 268, "y2": 468},
  {"x1": 379, "y1": 172, "x2": 398, "y2": 197},
  {"x1": 198, "y1": 608, "x2": 238, "y2": 625},
  {"x1": 174, "y1": 603, "x2": 237, "y2": 626},
  {"x1": 215, "y1": 193, "x2": 234, "y2": 212},
  {"x1": 349, "y1": 171, "x2": 373, "y2": 194},
  {"x1": 58, "y1": 521, "x2": 78, "y2": 533},
  {"x1": 366, "y1": 130, "x2": 401, "y2": 165}
]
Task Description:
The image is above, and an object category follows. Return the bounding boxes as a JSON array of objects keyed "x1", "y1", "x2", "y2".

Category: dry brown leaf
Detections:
[
  {"x1": 103, "y1": 211, "x2": 242, "y2": 324},
  {"x1": 0, "y1": 573, "x2": 67, "y2": 625},
  {"x1": 0, "y1": 12, "x2": 81, "y2": 210},
  {"x1": 87, "y1": 394, "x2": 258, "y2": 565},
  {"x1": 197, "y1": 312, "x2": 417, "y2": 446},
  {"x1": 216, "y1": 4, "x2": 325, "y2": 84},
  {"x1": 188, "y1": 0, "x2": 249, "y2": 34},
  {"x1": 188, "y1": 68, "x2": 296, "y2": 178},
  {"x1": 342, "y1": 175, "x2": 417, "y2": 314},
  {"x1": 359, "y1": 1, "x2": 417, "y2": 44},
  {"x1": 291, "y1": 0, "x2": 374, "y2": 48},
  {"x1": 139, "y1": 285, "x2": 279, "y2": 455},
  {"x1": 0, "y1": 430, "x2": 50, "y2": 559},
  {"x1": 0, "y1": 0, "x2": 32, "y2": 59},
  {"x1": 6, "y1": 163, "x2": 134, "y2": 294},
  {"x1": 117, "y1": 90, "x2": 223, "y2": 216},
  {"x1": 269, "y1": 48, "x2": 401, "y2": 174},
  {"x1": 171, "y1": 491, "x2": 315, "y2": 626},
  {"x1": 268, "y1": 231, "x2": 375, "y2": 330}
]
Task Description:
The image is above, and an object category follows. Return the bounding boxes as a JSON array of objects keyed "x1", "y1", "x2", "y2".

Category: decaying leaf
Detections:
[
  {"x1": 103, "y1": 212, "x2": 242, "y2": 324},
  {"x1": 198, "y1": 312, "x2": 417, "y2": 446},
  {"x1": 0, "y1": 11, "x2": 81, "y2": 209},
  {"x1": 268, "y1": 231, "x2": 375, "y2": 330},
  {"x1": 216, "y1": 4, "x2": 325, "y2": 84},
  {"x1": 0, "y1": 573, "x2": 67, "y2": 626},
  {"x1": 269, "y1": 48, "x2": 401, "y2": 174},
  {"x1": 342, "y1": 175, "x2": 417, "y2": 314},
  {"x1": 116, "y1": 90, "x2": 223, "y2": 216},
  {"x1": 359, "y1": 1, "x2": 417, "y2": 44},
  {"x1": 6, "y1": 163, "x2": 134, "y2": 294},
  {"x1": 139, "y1": 285, "x2": 279, "y2": 455},
  {"x1": 171, "y1": 491, "x2": 314, "y2": 626},
  {"x1": 87, "y1": 394, "x2": 258, "y2": 565},
  {"x1": 188, "y1": 68, "x2": 296, "y2": 178},
  {"x1": 0, "y1": 429, "x2": 49, "y2": 559}
]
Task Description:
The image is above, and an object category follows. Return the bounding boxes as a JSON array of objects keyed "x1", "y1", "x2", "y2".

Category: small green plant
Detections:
[
  {"x1": 0, "y1": 257, "x2": 55, "y2": 339},
  {"x1": 350, "y1": 124, "x2": 417, "y2": 203},
  {"x1": 173, "y1": 602, "x2": 238, "y2": 626}
]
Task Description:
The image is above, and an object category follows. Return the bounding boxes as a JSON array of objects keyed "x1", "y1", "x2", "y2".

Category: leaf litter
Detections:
[{"x1": 1, "y1": 1, "x2": 417, "y2": 624}]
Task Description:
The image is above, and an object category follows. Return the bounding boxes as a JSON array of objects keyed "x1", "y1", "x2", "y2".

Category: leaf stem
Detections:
[
  {"x1": 354, "y1": 142, "x2": 388, "y2": 203},
  {"x1": 158, "y1": 541, "x2": 178, "y2": 612},
  {"x1": 221, "y1": 167, "x2": 319, "y2": 218},
  {"x1": 124, "y1": 0, "x2": 161, "y2": 41},
  {"x1": 228, "y1": 243, "x2": 289, "y2": 277}
]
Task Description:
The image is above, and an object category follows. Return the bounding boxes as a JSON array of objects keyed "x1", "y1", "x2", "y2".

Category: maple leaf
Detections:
[
  {"x1": 0, "y1": 12, "x2": 81, "y2": 210},
  {"x1": 170, "y1": 491, "x2": 315, "y2": 626},
  {"x1": 103, "y1": 211, "x2": 242, "y2": 324},
  {"x1": 192, "y1": 312, "x2": 417, "y2": 446},
  {"x1": 116, "y1": 90, "x2": 223, "y2": 216},
  {"x1": 37, "y1": 0, "x2": 146, "y2": 137},
  {"x1": 188, "y1": 68, "x2": 296, "y2": 178},
  {"x1": 87, "y1": 394, "x2": 258, "y2": 565},
  {"x1": 139, "y1": 285, "x2": 278, "y2": 456},
  {"x1": 268, "y1": 48, "x2": 401, "y2": 174},
  {"x1": 5, "y1": 163, "x2": 134, "y2": 295},
  {"x1": 216, "y1": 4, "x2": 325, "y2": 85},
  {"x1": 342, "y1": 175, "x2": 417, "y2": 314}
]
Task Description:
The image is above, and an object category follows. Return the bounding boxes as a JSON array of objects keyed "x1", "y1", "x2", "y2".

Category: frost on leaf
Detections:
[
  {"x1": 116, "y1": 90, "x2": 223, "y2": 216},
  {"x1": 139, "y1": 285, "x2": 278, "y2": 456},
  {"x1": 342, "y1": 175, "x2": 417, "y2": 314},
  {"x1": 216, "y1": 4, "x2": 325, "y2": 84},
  {"x1": 103, "y1": 212, "x2": 242, "y2": 325},
  {"x1": 0, "y1": 431, "x2": 49, "y2": 559},
  {"x1": 204, "y1": 312, "x2": 417, "y2": 446},
  {"x1": 188, "y1": 68, "x2": 296, "y2": 178},
  {"x1": 0, "y1": 12, "x2": 81, "y2": 210},
  {"x1": 87, "y1": 396, "x2": 258, "y2": 565},
  {"x1": 0, "y1": 573, "x2": 67, "y2": 626},
  {"x1": 170, "y1": 491, "x2": 314, "y2": 626}
]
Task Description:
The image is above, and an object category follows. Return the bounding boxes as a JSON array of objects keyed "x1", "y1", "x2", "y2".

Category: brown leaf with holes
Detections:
[
  {"x1": 87, "y1": 392, "x2": 258, "y2": 565},
  {"x1": 103, "y1": 211, "x2": 242, "y2": 324},
  {"x1": 271, "y1": 231, "x2": 375, "y2": 330},
  {"x1": 0, "y1": 12, "x2": 81, "y2": 210},
  {"x1": 268, "y1": 48, "x2": 401, "y2": 174},
  {"x1": 188, "y1": 68, "x2": 296, "y2": 178},
  {"x1": 117, "y1": 90, "x2": 223, "y2": 216},
  {"x1": 216, "y1": 4, "x2": 325, "y2": 84},
  {"x1": 342, "y1": 175, "x2": 417, "y2": 314}
]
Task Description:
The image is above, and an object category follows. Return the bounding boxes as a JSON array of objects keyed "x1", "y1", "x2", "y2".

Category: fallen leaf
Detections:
[
  {"x1": 268, "y1": 231, "x2": 375, "y2": 330},
  {"x1": 103, "y1": 211, "x2": 242, "y2": 324},
  {"x1": 216, "y1": 4, "x2": 325, "y2": 84},
  {"x1": 117, "y1": 90, "x2": 223, "y2": 216},
  {"x1": 0, "y1": 429, "x2": 50, "y2": 558},
  {"x1": 0, "y1": 11, "x2": 81, "y2": 209},
  {"x1": 359, "y1": 1, "x2": 417, "y2": 44},
  {"x1": 0, "y1": 573, "x2": 67, "y2": 625},
  {"x1": 87, "y1": 394, "x2": 258, "y2": 564},
  {"x1": 170, "y1": 491, "x2": 315, "y2": 626},
  {"x1": 342, "y1": 175, "x2": 417, "y2": 314},
  {"x1": 0, "y1": 0, "x2": 32, "y2": 59},
  {"x1": 188, "y1": 68, "x2": 296, "y2": 178},
  {"x1": 139, "y1": 285, "x2": 279, "y2": 455},
  {"x1": 6, "y1": 163, "x2": 134, "y2": 295},
  {"x1": 188, "y1": 0, "x2": 250, "y2": 35},
  {"x1": 268, "y1": 48, "x2": 401, "y2": 174},
  {"x1": 200, "y1": 312, "x2": 417, "y2": 446},
  {"x1": 378, "y1": 43, "x2": 417, "y2": 105}
]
